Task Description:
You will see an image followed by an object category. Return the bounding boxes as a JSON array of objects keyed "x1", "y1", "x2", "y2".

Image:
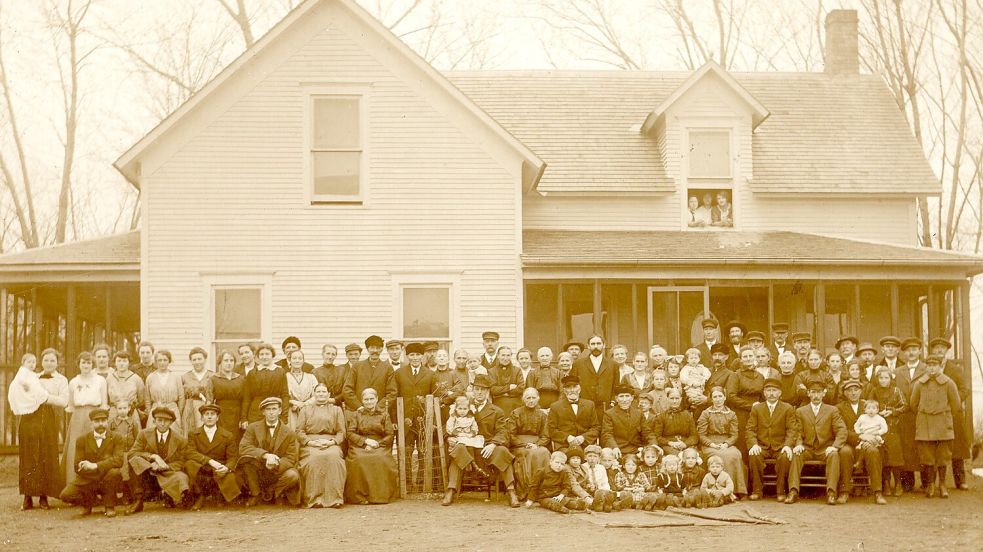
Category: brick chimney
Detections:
[{"x1": 824, "y1": 9, "x2": 859, "y2": 74}]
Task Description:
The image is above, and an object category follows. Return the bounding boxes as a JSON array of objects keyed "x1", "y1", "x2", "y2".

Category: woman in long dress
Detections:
[
  {"x1": 64, "y1": 351, "x2": 109, "y2": 485},
  {"x1": 508, "y1": 388, "x2": 551, "y2": 501},
  {"x1": 296, "y1": 384, "x2": 347, "y2": 508},
  {"x1": 145, "y1": 350, "x2": 185, "y2": 433},
  {"x1": 697, "y1": 386, "x2": 748, "y2": 496},
  {"x1": 9, "y1": 351, "x2": 68, "y2": 510},
  {"x1": 286, "y1": 350, "x2": 318, "y2": 430},
  {"x1": 181, "y1": 347, "x2": 213, "y2": 431},
  {"x1": 212, "y1": 350, "x2": 244, "y2": 438},
  {"x1": 345, "y1": 388, "x2": 398, "y2": 504}
]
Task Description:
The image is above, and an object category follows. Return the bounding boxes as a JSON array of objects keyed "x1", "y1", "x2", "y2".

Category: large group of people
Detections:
[{"x1": 6, "y1": 319, "x2": 973, "y2": 519}]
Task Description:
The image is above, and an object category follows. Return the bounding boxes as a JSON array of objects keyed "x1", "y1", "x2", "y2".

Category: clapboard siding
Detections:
[{"x1": 143, "y1": 3, "x2": 521, "y2": 367}]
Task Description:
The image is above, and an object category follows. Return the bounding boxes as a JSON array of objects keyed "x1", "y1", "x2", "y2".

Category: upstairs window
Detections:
[
  {"x1": 688, "y1": 130, "x2": 731, "y2": 178},
  {"x1": 685, "y1": 128, "x2": 734, "y2": 229},
  {"x1": 310, "y1": 95, "x2": 363, "y2": 202}
]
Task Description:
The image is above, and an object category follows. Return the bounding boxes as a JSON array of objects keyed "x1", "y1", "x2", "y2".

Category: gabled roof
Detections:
[
  {"x1": 522, "y1": 229, "x2": 983, "y2": 274},
  {"x1": 0, "y1": 231, "x2": 140, "y2": 277},
  {"x1": 114, "y1": 0, "x2": 543, "y2": 191},
  {"x1": 448, "y1": 71, "x2": 940, "y2": 195},
  {"x1": 641, "y1": 61, "x2": 769, "y2": 133}
]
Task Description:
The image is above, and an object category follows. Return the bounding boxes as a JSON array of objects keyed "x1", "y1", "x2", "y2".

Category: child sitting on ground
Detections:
[
  {"x1": 526, "y1": 451, "x2": 588, "y2": 514},
  {"x1": 601, "y1": 447, "x2": 634, "y2": 511},
  {"x1": 701, "y1": 455, "x2": 735, "y2": 507},
  {"x1": 639, "y1": 445, "x2": 663, "y2": 486},
  {"x1": 615, "y1": 454, "x2": 658, "y2": 510},
  {"x1": 110, "y1": 399, "x2": 140, "y2": 503},
  {"x1": 853, "y1": 399, "x2": 888, "y2": 468},
  {"x1": 575, "y1": 445, "x2": 616, "y2": 512},
  {"x1": 679, "y1": 348, "x2": 711, "y2": 406},
  {"x1": 680, "y1": 447, "x2": 709, "y2": 508},
  {"x1": 563, "y1": 447, "x2": 599, "y2": 511},
  {"x1": 653, "y1": 454, "x2": 686, "y2": 508}
]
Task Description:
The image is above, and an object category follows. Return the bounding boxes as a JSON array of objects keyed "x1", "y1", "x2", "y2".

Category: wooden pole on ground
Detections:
[
  {"x1": 433, "y1": 395, "x2": 447, "y2": 490},
  {"x1": 396, "y1": 397, "x2": 407, "y2": 498}
]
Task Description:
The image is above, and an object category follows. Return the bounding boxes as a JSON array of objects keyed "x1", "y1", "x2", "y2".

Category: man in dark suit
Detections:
[
  {"x1": 876, "y1": 335, "x2": 902, "y2": 375},
  {"x1": 59, "y1": 408, "x2": 123, "y2": 517},
  {"x1": 786, "y1": 381, "x2": 847, "y2": 505},
  {"x1": 836, "y1": 380, "x2": 886, "y2": 504},
  {"x1": 694, "y1": 343, "x2": 733, "y2": 418},
  {"x1": 185, "y1": 403, "x2": 240, "y2": 510},
  {"x1": 767, "y1": 323, "x2": 790, "y2": 363},
  {"x1": 572, "y1": 334, "x2": 617, "y2": 413},
  {"x1": 547, "y1": 375, "x2": 600, "y2": 450},
  {"x1": 746, "y1": 379, "x2": 796, "y2": 502},
  {"x1": 393, "y1": 342, "x2": 438, "y2": 491},
  {"x1": 238, "y1": 397, "x2": 301, "y2": 506},
  {"x1": 600, "y1": 384, "x2": 654, "y2": 457},
  {"x1": 929, "y1": 337, "x2": 970, "y2": 490},
  {"x1": 480, "y1": 331, "x2": 500, "y2": 369},
  {"x1": 342, "y1": 335, "x2": 397, "y2": 411},
  {"x1": 694, "y1": 318, "x2": 720, "y2": 367},
  {"x1": 790, "y1": 332, "x2": 813, "y2": 373},
  {"x1": 895, "y1": 337, "x2": 928, "y2": 491},
  {"x1": 442, "y1": 375, "x2": 519, "y2": 507},
  {"x1": 127, "y1": 406, "x2": 192, "y2": 514},
  {"x1": 343, "y1": 342, "x2": 362, "y2": 369},
  {"x1": 723, "y1": 320, "x2": 746, "y2": 358}
]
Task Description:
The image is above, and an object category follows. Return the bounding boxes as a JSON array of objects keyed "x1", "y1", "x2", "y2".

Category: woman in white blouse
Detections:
[{"x1": 63, "y1": 351, "x2": 108, "y2": 485}]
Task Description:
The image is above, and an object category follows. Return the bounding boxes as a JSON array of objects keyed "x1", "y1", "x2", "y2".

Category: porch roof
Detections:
[
  {"x1": 0, "y1": 231, "x2": 140, "y2": 281},
  {"x1": 521, "y1": 230, "x2": 983, "y2": 274}
]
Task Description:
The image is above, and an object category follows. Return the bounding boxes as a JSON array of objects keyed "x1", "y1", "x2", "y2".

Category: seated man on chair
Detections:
[
  {"x1": 238, "y1": 397, "x2": 301, "y2": 506},
  {"x1": 836, "y1": 380, "x2": 887, "y2": 505},
  {"x1": 786, "y1": 381, "x2": 847, "y2": 505},
  {"x1": 442, "y1": 374, "x2": 520, "y2": 507},
  {"x1": 746, "y1": 378, "x2": 796, "y2": 502},
  {"x1": 59, "y1": 407, "x2": 124, "y2": 517}
]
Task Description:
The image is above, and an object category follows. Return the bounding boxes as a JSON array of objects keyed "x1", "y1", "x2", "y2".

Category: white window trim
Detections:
[
  {"x1": 680, "y1": 122, "x2": 739, "y2": 231},
  {"x1": 201, "y1": 273, "x2": 273, "y2": 355},
  {"x1": 302, "y1": 83, "x2": 372, "y2": 205},
  {"x1": 391, "y1": 273, "x2": 461, "y2": 349}
]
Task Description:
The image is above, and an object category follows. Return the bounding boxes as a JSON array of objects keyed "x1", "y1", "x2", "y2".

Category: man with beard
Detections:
[
  {"x1": 696, "y1": 343, "x2": 734, "y2": 418},
  {"x1": 572, "y1": 335, "x2": 617, "y2": 413},
  {"x1": 547, "y1": 375, "x2": 600, "y2": 451},
  {"x1": 723, "y1": 320, "x2": 746, "y2": 358},
  {"x1": 342, "y1": 335, "x2": 397, "y2": 412}
]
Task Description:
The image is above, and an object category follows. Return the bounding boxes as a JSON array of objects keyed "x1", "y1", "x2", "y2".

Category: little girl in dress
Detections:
[
  {"x1": 679, "y1": 348, "x2": 711, "y2": 407},
  {"x1": 445, "y1": 395, "x2": 484, "y2": 449}
]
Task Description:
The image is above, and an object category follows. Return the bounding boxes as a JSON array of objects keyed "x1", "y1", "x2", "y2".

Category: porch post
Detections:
[
  {"x1": 890, "y1": 283, "x2": 899, "y2": 336},
  {"x1": 30, "y1": 287, "x2": 41, "y2": 356},
  {"x1": 66, "y1": 285, "x2": 78, "y2": 377},
  {"x1": 104, "y1": 283, "x2": 113, "y2": 349},
  {"x1": 0, "y1": 287, "x2": 7, "y2": 365},
  {"x1": 815, "y1": 282, "x2": 826, "y2": 351},
  {"x1": 958, "y1": 280, "x2": 973, "y2": 441},
  {"x1": 593, "y1": 280, "x2": 601, "y2": 335}
]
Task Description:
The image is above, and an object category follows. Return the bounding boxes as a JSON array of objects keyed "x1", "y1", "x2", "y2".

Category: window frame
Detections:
[
  {"x1": 391, "y1": 273, "x2": 461, "y2": 351},
  {"x1": 303, "y1": 84, "x2": 371, "y2": 205},
  {"x1": 681, "y1": 123, "x2": 738, "y2": 231},
  {"x1": 202, "y1": 273, "x2": 273, "y2": 362}
]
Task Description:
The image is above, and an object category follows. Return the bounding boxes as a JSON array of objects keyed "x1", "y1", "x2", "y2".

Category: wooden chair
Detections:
[{"x1": 763, "y1": 458, "x2": 870, "y2": 495}]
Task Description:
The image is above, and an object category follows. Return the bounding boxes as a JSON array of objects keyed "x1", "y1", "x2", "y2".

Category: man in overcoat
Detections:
[
  {"x1": 910, "y1": 355, "x2": 962, "y2": 498},
  {"x1": 185, "y1": 403, "x2": 240, "y2": 510},
  {"x1": 547, "y1": 375, "x2": 600, "y2": 451}
]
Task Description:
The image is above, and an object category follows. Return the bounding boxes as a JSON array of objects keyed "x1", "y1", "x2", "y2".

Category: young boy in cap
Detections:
[
  {"x1": 928, "y1": 337, "x2": 970, "y2": 490},
  {"x1": 525, "y1": 450, "x2": 588, "y2": 514},
  {"x1": 185, "y1": 403, "x2": 240, "y2": 510},
  {"x1": 59, "y1": 407, "x2": 124, "y2": 517},
  {"x1": 127, "y1": 406, "x2": 192, "y2": 514},
  {"x1": 910, "y1": 355, "x2": 961, "y2": 498},
  {"x1": 238, "y1": 397, "x2": 301, "y2": 506}
]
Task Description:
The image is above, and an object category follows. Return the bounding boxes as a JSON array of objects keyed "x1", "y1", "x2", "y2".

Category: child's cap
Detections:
[
  {"x1": 565, "y1": 446, "x2": 585, "y2": 462},
  {"x1": 584, "y1": 444, "x2": 602, "y2": 456}
]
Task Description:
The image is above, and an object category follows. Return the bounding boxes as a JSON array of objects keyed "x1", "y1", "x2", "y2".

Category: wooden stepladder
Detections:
[{"x1": 395, "y1": 395, "x2": 447, "y2": 497}]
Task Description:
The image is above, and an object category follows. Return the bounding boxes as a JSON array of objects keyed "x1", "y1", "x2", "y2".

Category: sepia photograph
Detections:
[{"x1": 1, "y1": 0, "x2": 982, "y2": 550}]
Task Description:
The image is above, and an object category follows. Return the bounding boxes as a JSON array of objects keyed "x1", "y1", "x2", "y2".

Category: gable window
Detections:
[
  {"x1": 310, "y1": 95, "x2": 363, "y2": 202},
  {"x1": 685, "y1": 128, "x2": 734, "y2": 229}
]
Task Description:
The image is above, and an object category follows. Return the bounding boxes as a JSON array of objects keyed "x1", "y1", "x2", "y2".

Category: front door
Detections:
[{"x1": 647, "y1": 286, "x2": 710, "y2": 354}]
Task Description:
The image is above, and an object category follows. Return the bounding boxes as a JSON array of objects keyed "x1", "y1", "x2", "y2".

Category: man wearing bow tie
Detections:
[
  {"x1": 386, "y1": 339, "x2": 405, "y2": 371},
  {"x1": 60, "y1": 407, "x2": 124, "y2": 517},
  {"x1": 546, "y1": 375, "x2": 599, "y2": 451},
  {"x1": 238, "y1": 397, "x2": 301, "y2": 506},
  {"x1": 393, "y1": 343, "x2": 438, "y2": 491}
]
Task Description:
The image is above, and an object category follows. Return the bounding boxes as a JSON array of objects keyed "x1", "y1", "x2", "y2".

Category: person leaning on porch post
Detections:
[
  {"x1": 895, "y1": 337, "x2": 928, "y2": 492},
  {"x1": 480, "y1": 331, "x2": 501, "y2": 369},
  {"x1": 59, "y1": 407, "x2": 124, "y2": 517},
  {"x1": 785, "y1": 380, "x2": 847, "y2": 506},
  {"x1": 910, "y1": 355, "x2": 962, "y2": 499},
  {"x1": 928, "y1": 337, "x2": 971, "y2": 490},
  {"x1": 442, "y1": 374, "x2": 519, "y2": 507}
]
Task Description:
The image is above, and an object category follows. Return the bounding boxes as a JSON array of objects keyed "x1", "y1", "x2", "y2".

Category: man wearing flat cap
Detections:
[
  {"x1": 385, "y1": 339, "x2": 404, "y2": 372},
  {"x1": 695, "y1": 318, "x2": 720, "y2": 366},
  {"x1": 877, "y1": 335, "x2": 902, "y2": 374},
  {"x1": 185, "y1": 403, "x2": 240, "y2": 510},
  {"x1": 442, "y1": 374, "x2": 520, "y2": 507},
  {"x1": 546, "y1": 375, "x2": 600, "y2": 451},
  {"x1": 480, "y1": 331, "x2": 501, "y2": 369},
  {"x1": 697, "y1": 343, "x2": 734, "y2": 419},
  {"x1": 344, "y1": 342, "x2": 362, "y2": 368},
  {"x1": 342, "y1": 335, "x2": 397, "y2": 412},
  {"x1": 238, "y1": 397, "x2": 301, "y2": 506},
  {"x1": 835, "y1": 336, "x2": 859, "y2": 366},
  {"x1": 835, "y1": 380, "x2": 886, "y2": 504},
  {"x1": 276, "y1": 336, "x2": 314, "y2": 373},
  {"x1": 928, "y1": 337, "x2": 970, "y2": 490},
  {"x1": 600, "y1": 384, "x2": 654, "y2": 458},
  {"x1": 856, "y1": 342, "x2": 878, "y2": 381},
  {"x1": 746, "y1": 379, "x2": 795, "y2": 502},
  {"x1": 127, "y1": 406, "x2": 192, "y2": 514},
  {"x1": 393, "y1": 342, "x2": 438, "y2": 491},
  {"x1": 786, "y1": 381, "x2": 847, "y2": 505},
  {"x1": 312, "y1": 344, "x2": 349, "y2": 404},
  {"x1": 59, "y1": 407, "x2": 124, "y2": 517},
  {"x1": 895, "y1": 337, "x2": 927, "y2": 492},
  {"x1": 790, "y1": 332, "x2": 813, "y2": 373},
  {"x1": 768, "y1": 323, "x2": 790, "y2": 361}
]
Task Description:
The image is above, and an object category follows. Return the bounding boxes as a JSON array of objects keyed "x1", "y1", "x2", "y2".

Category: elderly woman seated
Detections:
[
  {"x1": 296, "y1": 383, "x2": 347, "y2": 508},
  {"x1": 344, "y1": 388, "x2": 397, "y2": 505}
]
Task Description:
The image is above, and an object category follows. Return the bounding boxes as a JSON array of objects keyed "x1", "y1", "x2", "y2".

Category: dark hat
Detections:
[
  {"x1": 405, "y1": 342, "x2": 425, "y2": 355},
  {"x1": 562, "y1": 341, "x2": 585, "y2": 351},
  {"x1": 928, "y1": 337, "x2": 952, "y2": 351},
  {"x1": 835, "y1": 336, "x2": 859, "y2": 349},
  {"x1": 472, "y1": 374, "x2": 494, "y2": 389},
  {"x1": 151, "y1": 406, "x2": 176, "y2": 421},
  {"x1": 281, "y1": 336, "x2": 301, "y2": 350},
  {"x1": 385, "y1": 339, "x2": 404, "y2": 349},
  {"x1": 791, "y1": 332, "x2": 812, "y2": 343},
  {"x1": 710, "y1": 343, "x2": 729, "y2": 355},
  {"x1": 857, "y1": 342, "x2": 876, "y2": 354},
  {"x1": 423, "y1": 341, "x2": 440, "y2": 352},
  {"x1": 481, "y1": 331, "x2": 500, "y2": 340},
  {"x1": 841, "y1": 380, "x2": 862, "y2": 392},
  {"x1": 259, "y1": 397, "x2": 282, "y2": 410},
  {"x1": 724, "y1": 320, "x2": 746, "y2": 334},
  {"x1": 805, "y1": 380, "x2": 827, "y2": 391},
  {"x1": 878, "y1": 335, "x2": 901, "y2": 347},
  {"x1": 925, "y1": 354, "x2": 944, "y2": 365},
  {"x1": 771, "y1": 322, "x2": 789, "y2": 332},
  {"x1": 561, "y1": 375, "x2": 581, "y2": 387},
  {"x1": 613, "y1": 384, "x2": 634, "y2": 396},
  {"x1": 344, "y1": 342, "x2": 362, "y2": 353},
  {"x1": 364, "y1": 335, "x2": 384, "y2": 348},
  {"x1": 88, "y1": 407, "x2": 110, "y2": 421},
  {"x1": 564, "y1": 446, "x2": 585, "y2": 462},
  {"x1": 901, "y1": 337, "x2": 923, "y2": 350},
  {"x1": 199, "y1": 403, "x2": 222, "y2": 415},
  {"x1": 763, "y1": 378, "x2": 782, "y2": 390},
  {"x1": 701, "y1": 318, "x2": 719, "y2": 329},
  {"x1": 745, "y1": 330, "x2": 765, "y2": 342}
]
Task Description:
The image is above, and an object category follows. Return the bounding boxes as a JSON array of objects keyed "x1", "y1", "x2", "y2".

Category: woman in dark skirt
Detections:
[
  {"x1": 345, "y1": 388, "x2": 397, "y2": 504},
  {"x1": 9, "y1": 350, "x2": 69, "y2": 510},
  {"x1": 212, "y1": 350, "x2": 244, "y2": 438},
  {"x1": 865, "y1": 367, "x2": 907, "y2": 496}
]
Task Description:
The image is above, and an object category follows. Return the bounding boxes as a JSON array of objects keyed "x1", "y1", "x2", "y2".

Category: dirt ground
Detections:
[{"x1": 2, "y1": 471, "x2": 982, "y2": 552}]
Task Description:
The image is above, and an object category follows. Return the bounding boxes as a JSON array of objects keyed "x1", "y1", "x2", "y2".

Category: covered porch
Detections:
[{"x1": 0, "y1": 232, "x2": 140, "y2": 452}]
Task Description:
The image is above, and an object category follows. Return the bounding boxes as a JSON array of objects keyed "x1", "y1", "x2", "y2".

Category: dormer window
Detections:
[{"x1": 685, "y1": 128, "x2": 734, "y2": 229}]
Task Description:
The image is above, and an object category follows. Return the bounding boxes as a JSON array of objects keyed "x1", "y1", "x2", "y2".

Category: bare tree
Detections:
[{"x1": 530, "y1": 0, "x2": 646, "y2": 69}]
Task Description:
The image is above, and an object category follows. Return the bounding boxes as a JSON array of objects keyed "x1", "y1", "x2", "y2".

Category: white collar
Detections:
[
  {"x1": 94, "y1": 431, "x2": 107, "y2": 439},
  {"x1": 203, "y1": 424, "x2": 218, "y2": 439},
  {"x1": 156, "y1": 430, "x2": 170, "y2": 441}
]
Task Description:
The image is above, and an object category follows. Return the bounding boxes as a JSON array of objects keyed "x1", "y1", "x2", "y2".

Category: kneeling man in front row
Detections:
[
  {"x1": 185, "y1": 403, "x2": 241, "y2": 510},
  {"x1": 127, "y1": 406, "x2": 192, "y2": 514},
  {"x1": 786, "y1": 380, "x2": 847, "y2": 505},
  {"x1": 59, "y1": 407, "x2": 123, "y2": 517},
  {"x1": 239, "y1": 397, "x2": 301, "y2": 506}
]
